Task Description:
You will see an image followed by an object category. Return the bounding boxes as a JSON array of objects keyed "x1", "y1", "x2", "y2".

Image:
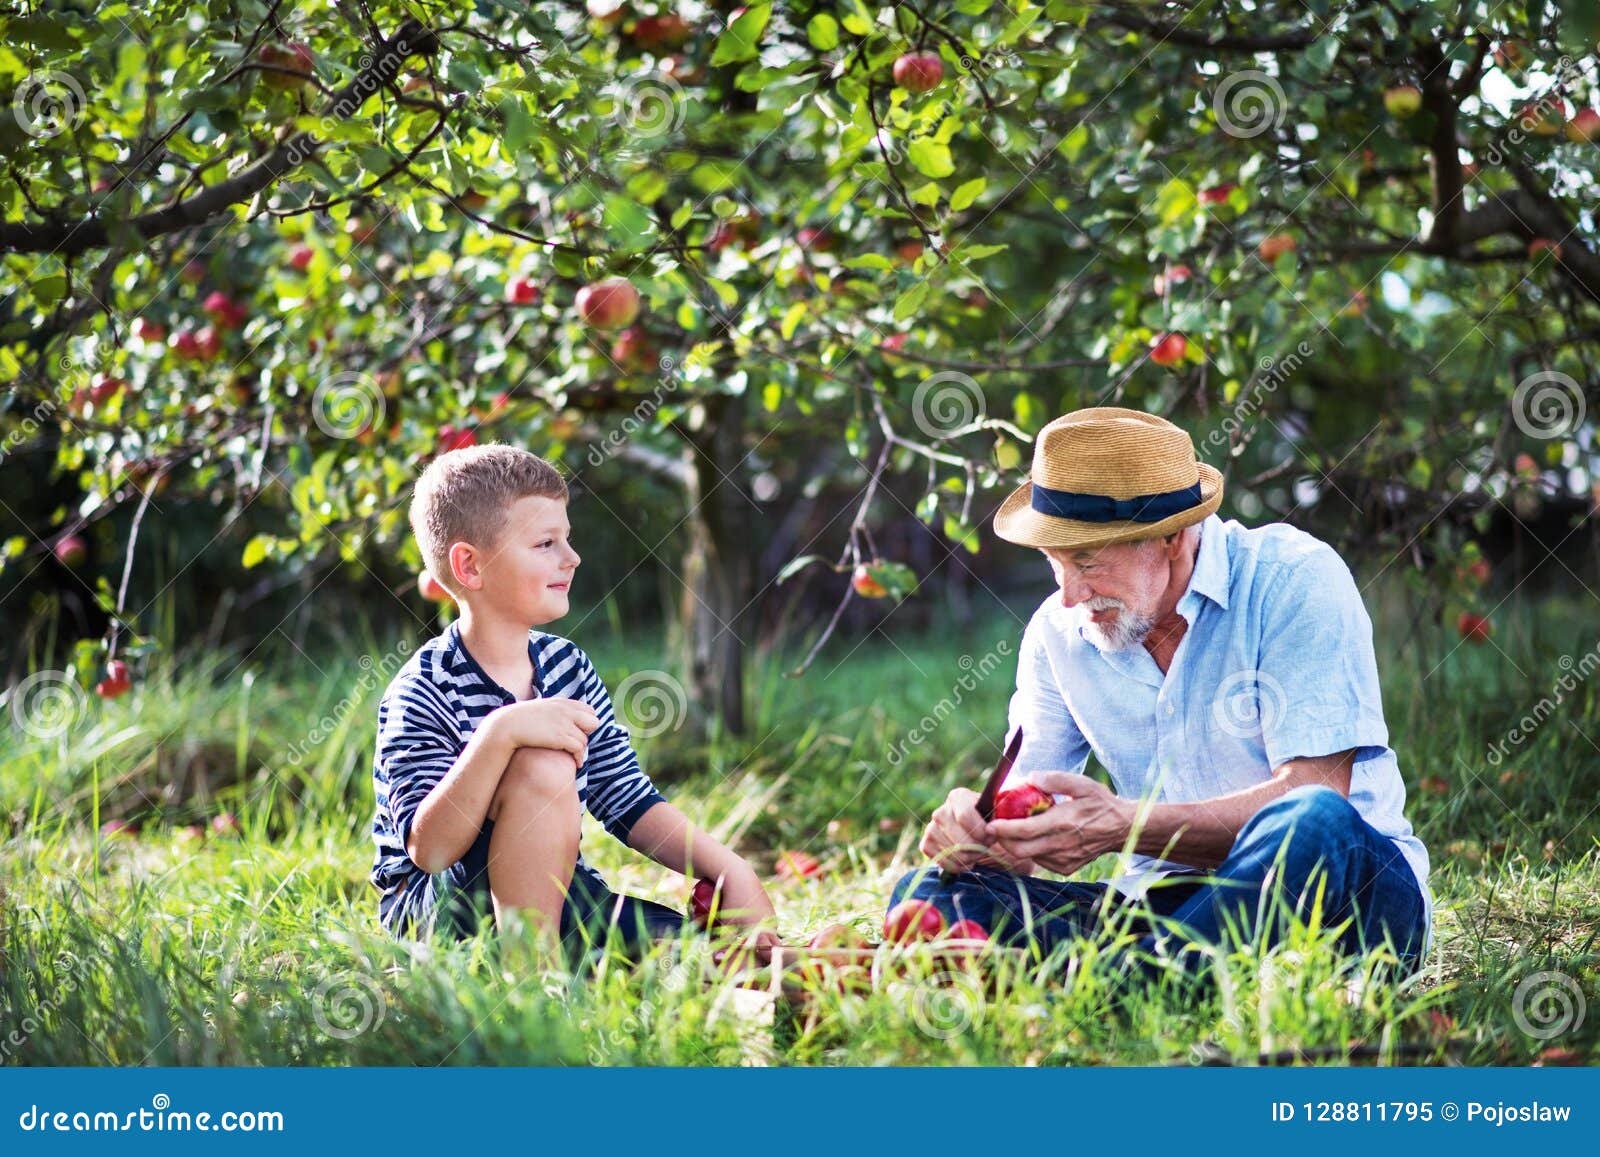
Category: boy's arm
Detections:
[
  {"x1": 405, "y1": 713, "x2": 517, "y2": 874},
  {"x1": 627, "y1": 802, "x2": 777, "y2": 929}
]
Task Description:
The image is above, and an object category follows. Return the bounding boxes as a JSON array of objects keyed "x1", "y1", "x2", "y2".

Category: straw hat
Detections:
[{"x1": 993, "y1": 407, "x2": 1223, "y2": 550}]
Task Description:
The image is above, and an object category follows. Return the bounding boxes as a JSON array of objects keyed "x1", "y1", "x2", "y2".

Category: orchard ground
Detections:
[{"x1": 3, "y1": 585, "x2": 1597, "y2": 1066}]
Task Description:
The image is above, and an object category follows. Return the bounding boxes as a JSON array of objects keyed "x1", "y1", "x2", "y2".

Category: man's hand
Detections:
[
  {"x1": 987, "y1": 772, "x2": 1132, "y2": 877},
  {"x1": 920, "y1": 787, "x2": 1037, "y2": 875},
  {"x1": 488, "y1": 698, "x2": 599, "y2": 763}
]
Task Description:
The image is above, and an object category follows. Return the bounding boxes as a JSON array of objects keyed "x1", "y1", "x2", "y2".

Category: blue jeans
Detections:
[{"x1": 888, "y1": 785, "x2": 1428, "y2": 976}]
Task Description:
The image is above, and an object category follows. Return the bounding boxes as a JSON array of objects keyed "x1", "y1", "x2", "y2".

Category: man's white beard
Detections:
[{"x1": 1082, "y1": 597, "x2": 1156, "y2": 651}]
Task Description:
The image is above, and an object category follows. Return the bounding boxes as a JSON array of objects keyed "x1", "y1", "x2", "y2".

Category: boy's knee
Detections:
[{"x1": 490, "y1": 747, "x2": 578, "y2": 821}]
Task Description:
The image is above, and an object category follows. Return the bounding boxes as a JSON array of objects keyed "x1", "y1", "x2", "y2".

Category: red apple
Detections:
[
  {"x1": 610, "y1": 325, "x2": 657, "y2": 372},
  {"x1": 258, "y1": 41, "x2": 315, "y2": 91},
  {"x1": 851, "y1": 563, "x2": 888, "y2": 599},
  {"x1": 1517, "y1": 99, "x2": 1566, "y2": 136},
  {"x1": 775, "y1": 849, "x2": 823, "y2": 881},
  {"x1": 994, "y1": 783, "x2": 1054, "y2": 820},
  {"x1": 1198, "y1": 182, "x2": 1237, "y2": 205},
  {"x1": 796, "y1": 226, "x2": 835, "y2": 253},
  {"x1": 631, "y1": 13, "x2": 692, "y2": 53},
  {"x1": 893, "y1": 51, "x2": 944, "y2": 94},
  {"x1": 211, "y1": 811, "x2": 240, "y2": 836},
  {"x1": 170, "y1": 329, "x2": 202, "y2": 359},
  {"x1": 1529, "y1": 238, "x2": 1562, "y2": 260},
  {"x1": 95, "y1": 659, "x2": 131, "y2": 700},
  {"x1": 1153, "y1": 264, "x2": 1192, "y2": 296},
  {"x1": 690, "y1": 878, "x2": 721, "y2": 929},
  {"x1": 1457, "y1": 611, "x2": 1491, "y2": 643},
  {"x1": 884, "y1": 899, "x2": 947, "y2": 944},
  {"x1": 1149, "y1": 332, "x2": 1187, "y2": 367},
  {"x1": 896, "y1": 240, "x2": 924, "y2": 263},
  {"x1": 202, "y1": 292, "x2": 248, "y2": 330},
  {"x1": 1566, "y1": 108, "x2": 1600, "y2": 143},
  {"x1": 946, "y1": 919, "x2": 989, "y2": 942},
  {"x1": 575, "y1": 277, "x2": 641, "y2": 329},
  {"x1": 287, "y1": 244, "x2": 314, "y2": 271},
  {"x1": 53, "y1": 535, "x2": 88, "y2": 568},
  {"x1": 506, "y1": 276, "x2": 541, "y2": 305},
  {"x1": 1383, "y1": 84, "x2": 1422, "y2": 118},
  {"x1": 1258, "y1": 233, "x2": 1296, "y2": 262},
  {"x1": 1468, "y1": 558, "x2": 1491, "y2": 584},
  {"x1": 809, "y1": 923, "x2": 869, "y2": 951},
  {"x1": 131, "y1": 318, "x2": 166, "y2": 343},
  {"x1": 436, "y1": 425, "x2": 477, "y2": 455},
  {"x1": 196, "y1": 326, "x2": 224, "y2": 360},
  {"x1": 418, "y1": 571, "x2": 453, "y2": 603},
  {"x1": 879, "y1": 332, "x2": 908, "y2": 352},
  {"x1": 87, "y1": 374, "x2": 124, "y2": 405}
]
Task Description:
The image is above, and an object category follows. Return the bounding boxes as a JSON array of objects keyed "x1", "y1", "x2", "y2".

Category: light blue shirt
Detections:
[{"x1": 1005, "y1": 513, "x2": 1433, "y2": 953}]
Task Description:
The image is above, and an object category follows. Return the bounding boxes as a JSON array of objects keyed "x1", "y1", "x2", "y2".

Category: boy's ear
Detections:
[{"x1": 446, "y1": 540, "x2": 482, "y2": 590}]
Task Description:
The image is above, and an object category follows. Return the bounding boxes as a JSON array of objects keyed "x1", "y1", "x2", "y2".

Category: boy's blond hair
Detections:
[{"x1": 409, "y1": 444, "x2": 568, "y2": 589}]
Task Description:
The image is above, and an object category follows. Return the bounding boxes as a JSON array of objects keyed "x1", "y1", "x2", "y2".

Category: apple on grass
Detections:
[
  {"x1": 893, "y1": 51, "x2": 944, "y2": 94},
  {"x1": 775, "y1": 849, "x2": 822, "y2": 880},
  {"x1": 946, "y1": 919, "x2": 989, "y2": 942},
  {"x1": 884, "y1": 898, "x2": 946, "y2": 944},
  {"x1": 690, "y1": 878, "x2": 723, "y2": 930},
  {"x1": 576, "y1": 278, "x2": 641, "y2": 329},
  {"x1": 993, "y1": 783, "x2": 1054, "y2": 820}
]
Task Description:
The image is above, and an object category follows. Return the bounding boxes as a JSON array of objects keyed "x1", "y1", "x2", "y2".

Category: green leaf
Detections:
[
  {"x1": 907, "y1": 138, "x2": 955, "y2": 179},
  {"x1": 706, "y1": 277, "x2": 739, "y2": 308},
  {"x1": 1307, "y1": 35, "x2": 1341, "y2": 73},
  {"x1": 893, "y1": 281, "x2": 930, "y2": 321},
  {"x1": 711, "y1": 3, "x2": 770, "y2": 66},
  {"x1": 951, "y1": 242, "x2": 1007, "y2": 261},
  {"x1": 780, "y1": 300, "x2": 807, "y2": 340},
  {"x1": 949, "y1": 176, "x2": 986, "y2": 211},
  {"x1": 31, "y1": 274, "x2": 67, "y2": 306},
  {"x1": 807, "y1": 13, "x2": 840, "y2": 50},
  {"x1": 1058, "y1": 123, "x2": 1090, "y2": 162},
  {"x1": 777, "y1": 553, "x2": 829, "y2": 584},
  {"x1": 670, "y1": 202, "x2": 694, "y2": 230},
  {"x1": 242, "y1": 535, "x2": 272, "y2": 569}
]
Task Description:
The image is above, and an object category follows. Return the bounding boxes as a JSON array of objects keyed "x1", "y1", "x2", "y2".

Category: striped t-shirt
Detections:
[{"x1": 369, "y1": 621, "x2": 666, "y2": 937}]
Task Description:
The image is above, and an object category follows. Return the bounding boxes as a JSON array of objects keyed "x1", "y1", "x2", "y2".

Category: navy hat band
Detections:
[{"x1": 1030, "y1": 479, "x2": 1203, "y2": 523}]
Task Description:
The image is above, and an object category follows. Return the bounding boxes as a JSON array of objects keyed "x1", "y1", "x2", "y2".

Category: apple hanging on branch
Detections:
[
  {"x1": 893, "y1": 51, "x2": 944, "y2": 94},
  {"x1": 576, "y1": 277, "x2": 641, "y2": 329}
]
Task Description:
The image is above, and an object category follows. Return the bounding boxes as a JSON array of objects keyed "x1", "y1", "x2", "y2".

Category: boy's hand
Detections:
[
  {"x1": 714, "y1": 860, "x2": 779, "y2": 933},
  {"x1": 489, "y1": 698, "x2": 600, "y2": 763}
]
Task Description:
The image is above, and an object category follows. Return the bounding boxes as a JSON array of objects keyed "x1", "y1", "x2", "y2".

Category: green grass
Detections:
[{"x1": 3, "y1": 591, "x2": 1598, "y2": 1067}]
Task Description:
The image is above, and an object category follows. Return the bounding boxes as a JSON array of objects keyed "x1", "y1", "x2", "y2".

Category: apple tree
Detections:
[{"x1": 2, "y1": 0, "x2": 1596, "y2": 732}]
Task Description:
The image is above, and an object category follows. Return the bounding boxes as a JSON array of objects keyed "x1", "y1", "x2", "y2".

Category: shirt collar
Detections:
[{"x1": 1182, "y1": 513, "x2": 1230, "y2": 612}]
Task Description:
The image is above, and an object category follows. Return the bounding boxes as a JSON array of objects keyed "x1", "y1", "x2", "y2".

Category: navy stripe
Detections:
[{"x1": 1030, "y1": 479, "x2": 1202, "y2": 523}]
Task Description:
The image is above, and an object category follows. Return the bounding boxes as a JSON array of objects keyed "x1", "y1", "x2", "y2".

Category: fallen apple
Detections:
[
  {"x1": 884, "y1": 898, "x2": 947, "y2": 944},
  {"x1": 946, "y1": 919, "x2": 989, "y2": 942},
  {"x1": 689, "y1": 878, "x2": 722, "y2": 929},
  {"x1": 809, "y1": 923, "x2": 870, "y2": 951},
  {"x1": 993, "y1": 783, "x2": 1054, "y2": 820},
  {"x1": 775, "y1": 849, "x2": 823, "y2": 880}
]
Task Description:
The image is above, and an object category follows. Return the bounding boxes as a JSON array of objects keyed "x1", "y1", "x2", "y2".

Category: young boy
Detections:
[{"x1": 369, "y1": 444, "x2": 777, "y2": 954}]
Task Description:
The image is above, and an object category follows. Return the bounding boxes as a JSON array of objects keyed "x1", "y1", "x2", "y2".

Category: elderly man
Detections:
[{"x1": 891, "y1": 407, "x2": 1432, "y2": 976}]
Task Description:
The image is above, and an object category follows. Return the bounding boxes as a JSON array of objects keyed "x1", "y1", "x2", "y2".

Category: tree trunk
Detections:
[{"x1": 678, "y1": 393, "x2": 754, "y2": 736}]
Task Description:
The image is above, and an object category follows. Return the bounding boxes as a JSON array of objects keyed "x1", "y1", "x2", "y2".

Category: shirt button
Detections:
[{"x1": 1164, "y1": 703, "x2": 1176, "y2": 717}]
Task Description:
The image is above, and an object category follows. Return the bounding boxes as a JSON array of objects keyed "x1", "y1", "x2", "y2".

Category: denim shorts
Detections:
[{"x1": 431, "y1": 816, "x2": 684, "y2": 954}]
